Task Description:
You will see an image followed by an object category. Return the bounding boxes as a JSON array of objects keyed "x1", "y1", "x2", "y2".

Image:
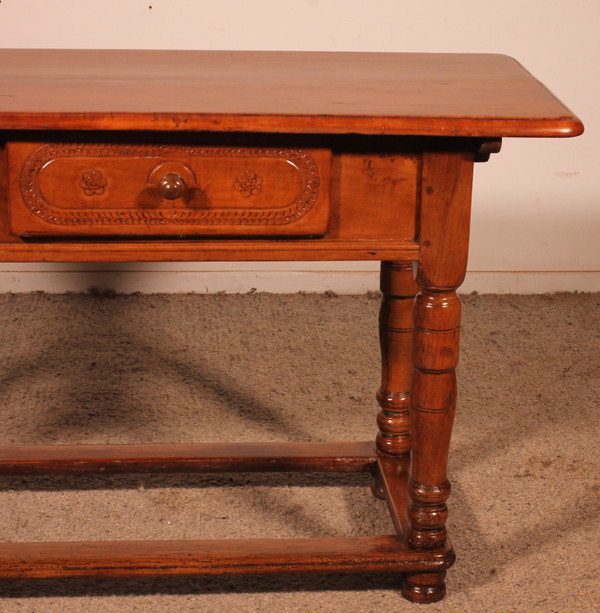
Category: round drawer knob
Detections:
[{"x1": 157, "y1": 173, "x2": 186, "y2": 200}]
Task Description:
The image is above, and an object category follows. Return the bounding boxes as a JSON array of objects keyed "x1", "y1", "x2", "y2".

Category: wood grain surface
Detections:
[{"x1": 0, "y1": 50, "x2": 583, "y2": 136}]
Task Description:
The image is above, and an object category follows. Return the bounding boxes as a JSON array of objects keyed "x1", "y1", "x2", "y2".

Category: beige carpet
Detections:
[{"x1": 0, "y1": 291, "x2": 598, "y2": 612}]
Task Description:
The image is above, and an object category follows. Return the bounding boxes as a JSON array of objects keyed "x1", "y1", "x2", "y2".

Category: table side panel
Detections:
[{"x1": 0, "y1": 139, "x2": 421, "y2": 261}]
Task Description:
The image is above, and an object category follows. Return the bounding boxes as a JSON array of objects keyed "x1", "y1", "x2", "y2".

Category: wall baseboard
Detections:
[{"x1": 0, "y1": 263, "x2": 597, "y2": 295}]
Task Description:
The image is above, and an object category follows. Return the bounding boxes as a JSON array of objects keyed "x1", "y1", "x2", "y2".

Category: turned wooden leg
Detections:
[
  {"x1": 401, "y1": 150, "x2": 474, "y2": 603},
  {"x1": 373, "y1": 261, "x2": 418, "y2": 499},
  {"x1": 376, "y1": 261, "x2": 418, "y2": 456},
  {"x1": 407, "y1": 289, "x2": 459, "y2": 550},
  {"x1": 402, "y1": 288, "x2": 460, "y2": 603}
]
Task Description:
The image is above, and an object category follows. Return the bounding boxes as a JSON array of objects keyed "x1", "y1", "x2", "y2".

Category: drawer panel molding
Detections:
[{"x1": 9, "y1": 143, "x2": 331, "y2": 237}]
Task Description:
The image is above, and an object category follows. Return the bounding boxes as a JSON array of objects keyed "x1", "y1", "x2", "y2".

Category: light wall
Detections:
[{"x1": 0, "y1": 0, "x2": 597, "y2": 293}]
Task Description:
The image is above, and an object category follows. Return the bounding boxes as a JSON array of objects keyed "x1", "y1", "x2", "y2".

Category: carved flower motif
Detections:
[
  {"x1": 234, "y1": 169, "x2": 263, "y2": 198},
  {"x1": 80, "y1": 170, "x2": 107, "y2": 196}
]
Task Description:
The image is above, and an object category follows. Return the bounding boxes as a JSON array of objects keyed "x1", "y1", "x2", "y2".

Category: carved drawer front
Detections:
[{"x1": 7, "y1": 142, "x2": 331, "y2": 237}]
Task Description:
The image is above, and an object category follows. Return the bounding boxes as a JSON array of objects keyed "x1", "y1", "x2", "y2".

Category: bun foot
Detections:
[{"x1": 402, "y1": 571, "x2": 446, "y2": 603}]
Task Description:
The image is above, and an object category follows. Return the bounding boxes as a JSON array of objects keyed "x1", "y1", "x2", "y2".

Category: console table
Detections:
[{"x1": 0, "y1": 50, "x2": 583, "y2": 603}]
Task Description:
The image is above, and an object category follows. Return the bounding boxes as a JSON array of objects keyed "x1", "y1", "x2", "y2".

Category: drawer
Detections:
[{"x1": 8, "y1": 142, "x2": 331, "y2": 237}]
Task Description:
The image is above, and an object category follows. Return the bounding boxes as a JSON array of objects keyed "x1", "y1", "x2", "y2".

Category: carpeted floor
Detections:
[{"x1": 0, "y1": 291, "x2": 598, "y2": 612}]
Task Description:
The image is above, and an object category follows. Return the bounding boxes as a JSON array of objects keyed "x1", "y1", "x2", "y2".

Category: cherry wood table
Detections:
[{"x1": 0, "y1": 50, "x2": 583, "y2": 603}]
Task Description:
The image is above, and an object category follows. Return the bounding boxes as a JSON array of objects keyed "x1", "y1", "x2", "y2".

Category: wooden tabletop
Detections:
[{"x1": 0, "y1": 50, "x2": 583, "y2": 137}]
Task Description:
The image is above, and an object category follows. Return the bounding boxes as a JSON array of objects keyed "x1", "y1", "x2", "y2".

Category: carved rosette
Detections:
[
  {"x1": 79, "y1": 170, "x2": 106, "y2": 196},
  {"x1": 234, "y1": 169, "x2": 263, "y2": 197},
  {"x1": 18, "y1": 144, "x2": 322, "y2": 227}
]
